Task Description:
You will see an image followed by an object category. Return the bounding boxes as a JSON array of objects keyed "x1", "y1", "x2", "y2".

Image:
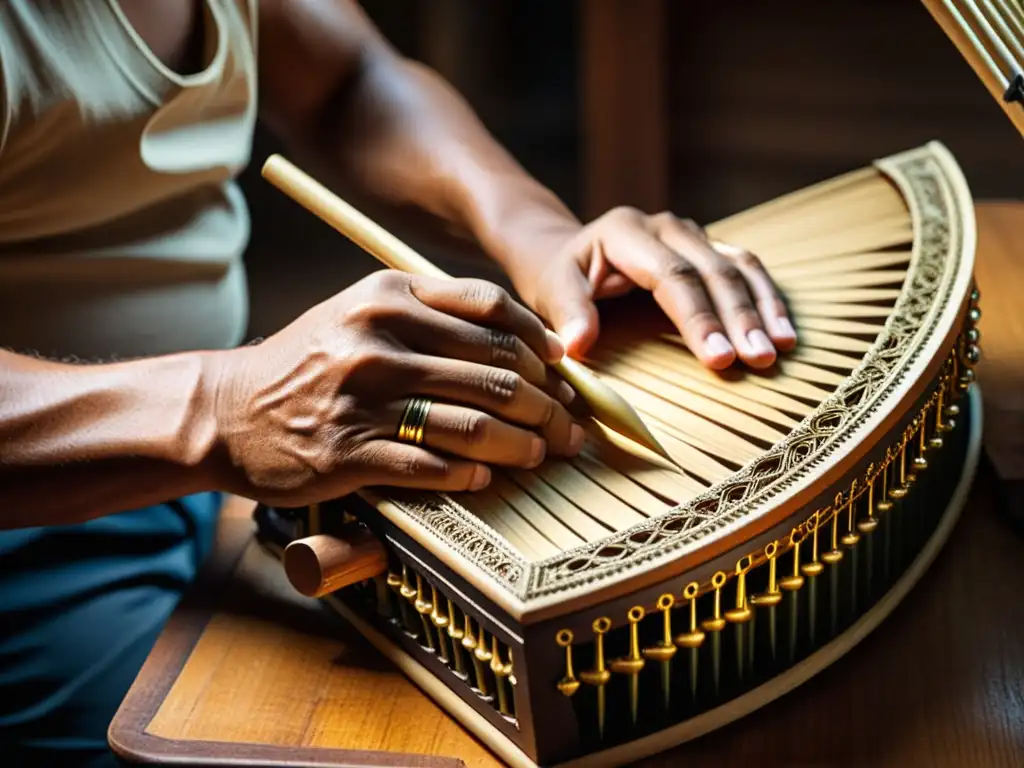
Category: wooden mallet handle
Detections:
[
  {"x1": 260, "y1": 153, "x2": 673, "y2": 463},
  {"x1": 283, "y1": 525, "x2": 388, "y2": 598}
]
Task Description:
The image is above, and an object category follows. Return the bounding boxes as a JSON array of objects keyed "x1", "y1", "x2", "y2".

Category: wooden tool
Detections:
[
  {"x1": 253, "y1": 141, "x2": 983, "y2": 767},
  {"x1": 283, "y1": 524, "x2": 388, "y2": 598},
  {"x1": 260, "y1": 154, "x2": 671, "y2": 462}
]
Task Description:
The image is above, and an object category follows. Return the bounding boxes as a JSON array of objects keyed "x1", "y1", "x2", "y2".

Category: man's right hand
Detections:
[{"x1": 207, "y1": 270, "x2": 584, "y2": 506}]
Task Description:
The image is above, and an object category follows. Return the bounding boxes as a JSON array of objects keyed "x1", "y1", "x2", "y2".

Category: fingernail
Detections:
[
  {"x1": 529, "y1": 437, "x2": 546, "y2": 467},
  {"x1": 544, "y1": 329, "x2": 566, "y2": 362},
  {"x1": 746, "y1": 329, "x2": 775, "y2": 357},
  {"x1": 704, "y1": 332, "x2": 733, "y2": 359},
  {"x1": 558, "y1": 380, "x2": 576, "y2": 405},
  {"x1": 470, "y1": 464, "x2": 491, "y2": 491},
  {"x1": 773, "y1": 316, "x2": 796, "y2": 340},
  {"x1": 569, "y1": 423, "x2": 585, "y2": 454}
]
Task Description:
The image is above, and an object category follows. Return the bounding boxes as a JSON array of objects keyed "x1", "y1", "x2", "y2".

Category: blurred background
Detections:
[{"x1": 240, "y1": 0, "x2": 1024, "y2": 340}]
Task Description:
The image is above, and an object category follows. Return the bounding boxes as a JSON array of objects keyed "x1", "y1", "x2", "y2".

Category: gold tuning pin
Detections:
[
  {"x1": 609, "y1": 606, "x2": 647, "y2": 675},
  {"x1": 400, "y1": 564, "x2": 417, "y2": 601},
  {"x1": 556, "y1": 630, "x2": 580, "y2": 697},
  {"x1": 903, "y1": 423, "x2": 919, "y2": 486},
  {"x1": 474, "y1": 622, "x2": 493, "y2": 697},
  {"x1": 926, "y1": 390, "x2": 943, "y2": 450},
  {"x1": 674, "y1": 582, "x2": 706, "y2": 649},
  {"x1": 413, "y1": 574, "x2": 436, "y2": 653},
  {"x1": 841, "y1": 480, "x2": 861, "y2": 546},
  {"x1": 779, "y1": 527, "x2": 806, "y2": 591},
  {"x1": 700, "y1": 572, "x2": 728, "y2": 633},
  {"x1": 858, "y1": 463, "x2": 879, "y2": 533},
  {"x1": 490, "y1": 635, "x2": 513, "y2": 717},
  {"x1": 429, "y1": 585, "x2": 450, "y2": 665},
  {"x1": 643, "y1": 594, "x2": 678, "y2": 662},
  {"x1": 937, "y1": 370, "x2": 957, "y2": 433},
  {"x1": 801, "y1": 510, "x2": 825, "y2": 576},
  {"x1": 876, "y1": 449, "x2": 895, "y2": 513},
  {"x1": 462, "y1": 615, "x2": 490, "y2": 698},
  {"x1": 751, "y1": 542, "x2": 782, "y2": 606},
  {"x1": 579, "y1": 618, "x2": 612, "y2": 740},
  {"x1": 725, "y1": 557, "x2": 754, "y2": 623},
  {"x1": 579, "y1": 618, "x2": 612, "y2": 688},
  {"x1": 914, "y1": 414, "x2": 929, "y2": 472},
  {"x1": 446, "y1": 599, "x2": 467, "y2": 679},
  {"x1": 642, "y1": 594, "x2": 677, "y2": 712},
  {"x1": 609, "y1": 606, "x2": 646, "y2": 724},
  {"x1": 396, "y1": 564, "x2": 418, "y2": 636},
  {"x1": 889, "y1": 429, "x2": 910, "y2": 500},
  {"x1": 821, "y1": 494, "x2": 844, "y2": 565}
]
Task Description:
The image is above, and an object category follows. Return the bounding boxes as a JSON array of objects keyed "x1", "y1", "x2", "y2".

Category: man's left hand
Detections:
[{"x1": 505, "y1": 207, "x2": 798, "y2": 371}]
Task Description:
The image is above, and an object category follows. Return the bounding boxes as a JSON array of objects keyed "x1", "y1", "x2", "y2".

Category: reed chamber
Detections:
[{"x1": 254, "y1": 140, "x2": 983, "y2": 768}]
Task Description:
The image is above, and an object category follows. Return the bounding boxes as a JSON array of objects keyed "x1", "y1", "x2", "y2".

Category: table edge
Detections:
[{"x1": 107, "y1": 524, "x2": 467, "y2": 768}]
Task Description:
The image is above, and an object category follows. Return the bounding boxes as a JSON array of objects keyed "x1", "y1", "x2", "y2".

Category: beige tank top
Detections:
[{"x1": 0, "y1": 0, "x2": 257, "y2": 359}]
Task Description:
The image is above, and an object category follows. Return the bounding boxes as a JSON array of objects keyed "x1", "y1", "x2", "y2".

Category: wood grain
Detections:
[
  {"x1": 110, "y1": 514, "x2": 503, "y2": 767},
  {"x1": 111, "y1": 203, "x2": 1024, "y2": 767}
]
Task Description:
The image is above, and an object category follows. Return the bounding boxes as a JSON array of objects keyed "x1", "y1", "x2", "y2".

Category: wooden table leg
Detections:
[{"x1": 580, "y1": 0, "x2": 670, "y2": 219}]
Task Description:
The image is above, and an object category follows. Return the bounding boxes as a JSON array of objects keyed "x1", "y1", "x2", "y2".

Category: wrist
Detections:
[
  {"x1": 461, "y1": 175, "x2": 582, "y2": 276},
  {"x1": 103, "y1": 351, "x2": 226, "y2": 489}
]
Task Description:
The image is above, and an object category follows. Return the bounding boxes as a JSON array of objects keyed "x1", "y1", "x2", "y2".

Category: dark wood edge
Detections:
[{"x1": 108, "y1": 524, "x2": 466, "y2": 768}]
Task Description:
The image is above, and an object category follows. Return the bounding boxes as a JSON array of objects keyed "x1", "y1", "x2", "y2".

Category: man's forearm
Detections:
[
  {"x1": 0, "y1": 350, "x2": 223, "y2": 529},
  {"x1": 257, "y1": 0, "x2": 583, "y2": 272},
  {"x1": 325, "y1": 54, "x2": 582, "y2": 269}
]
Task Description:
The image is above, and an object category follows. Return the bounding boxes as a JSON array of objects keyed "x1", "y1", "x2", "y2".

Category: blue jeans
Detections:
[{"x1": 0, "y1": 492, "x2": 221, "y2": 767}]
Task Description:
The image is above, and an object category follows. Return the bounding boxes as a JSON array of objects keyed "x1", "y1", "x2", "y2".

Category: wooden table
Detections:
[{"x1": 110, "y1": 204, "x2": 1024, "y2": 767}]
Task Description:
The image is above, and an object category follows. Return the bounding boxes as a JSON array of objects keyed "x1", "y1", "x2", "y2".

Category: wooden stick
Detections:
[
  {"x1": 260, "y1": 153, "x2": 672, "y2": 462},
  {"x1": 283, "y1": 528, "x2": 388, "y2": 598}
]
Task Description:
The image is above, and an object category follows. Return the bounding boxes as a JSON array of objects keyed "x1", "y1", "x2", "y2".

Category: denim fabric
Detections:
[{"x1": 0, "y1": 492, "x2": 221, "y2": 766}]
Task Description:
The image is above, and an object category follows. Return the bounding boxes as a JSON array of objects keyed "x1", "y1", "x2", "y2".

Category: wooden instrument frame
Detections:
[
  {"x1": 253, "y1": 140, "x2": 982, "y2": 766},
  {"x1": 344, "y1": 141, "x2": 976, "y2": 626}
]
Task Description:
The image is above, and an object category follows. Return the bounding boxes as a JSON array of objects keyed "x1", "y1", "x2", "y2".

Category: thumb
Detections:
[{"x1": 534, "y1": 260, "x2": 601, "y2": 359}]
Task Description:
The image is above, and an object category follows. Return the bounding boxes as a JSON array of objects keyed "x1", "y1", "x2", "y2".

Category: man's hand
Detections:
[
  {"x1": 209, "y1": 271, "x2": 583, "y2": 507},
  {"x1": 504, "y1": 208, "x2": 797, "y2": 371},
  {"x1": 255, "y1": 0, "x2": 795, "y2": 372}
]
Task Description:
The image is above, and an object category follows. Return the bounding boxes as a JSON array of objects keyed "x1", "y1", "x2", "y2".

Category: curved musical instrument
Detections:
[{"x1": 255, "y1": 138, "x2": 983, "y2": 767}]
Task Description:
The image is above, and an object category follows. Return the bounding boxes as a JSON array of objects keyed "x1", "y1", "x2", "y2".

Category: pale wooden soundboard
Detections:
[{"x1": 447, "y1": 167, "x2": 913, "y2": 562}]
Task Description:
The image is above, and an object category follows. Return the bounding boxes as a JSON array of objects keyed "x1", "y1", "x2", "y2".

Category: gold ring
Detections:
[{"x1": 396, "y1": 396, "x2": 432, "y2": 445}]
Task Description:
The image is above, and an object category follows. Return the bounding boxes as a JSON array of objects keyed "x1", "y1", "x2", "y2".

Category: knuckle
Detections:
[
  {"x1": 735, "y1": 250, "x2": 764, "y2": 271},
  {"x1": 456, "y1": 412, "x2": 491, "y2": 445},
  {"x1": 540, "y1": 395, "x2": 557, "y2": 428},
  {"x1": 488, "y1": 328, "x2": 519, "y2": 367},
  {"x1": 462, "y1": 279, "x2": 511, "y2": 319},
  {"x1": 733, "y1": 305, "x2": 764, "y2": 326},
  {"x1": 606, "y1": 205, "x2": 642, "y2": 224},
  {"x1": 363, "y1": 269, "x2": 408, "y2": 294},
  {"x1": 396, "y1": 452, "x2": 447, "y2": 479},
  {"x1": 344, "y1": 297, "x2": 407, "y2": 328},
  {"x1": 682, "y1": 310, "x2": 722, "y2": 335},
  {"x1": 663, "y1": 259, "x2": 702, "y2": 284},
  {"x1": 480, "y1": 367, "x2": 520, "y2": 402},
  {"x1": 347, "y1": 346, "x2": 397, "y2": 376},
  {"x1": 710, "y1": 262, "x2": 745, "y2": 285}
]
